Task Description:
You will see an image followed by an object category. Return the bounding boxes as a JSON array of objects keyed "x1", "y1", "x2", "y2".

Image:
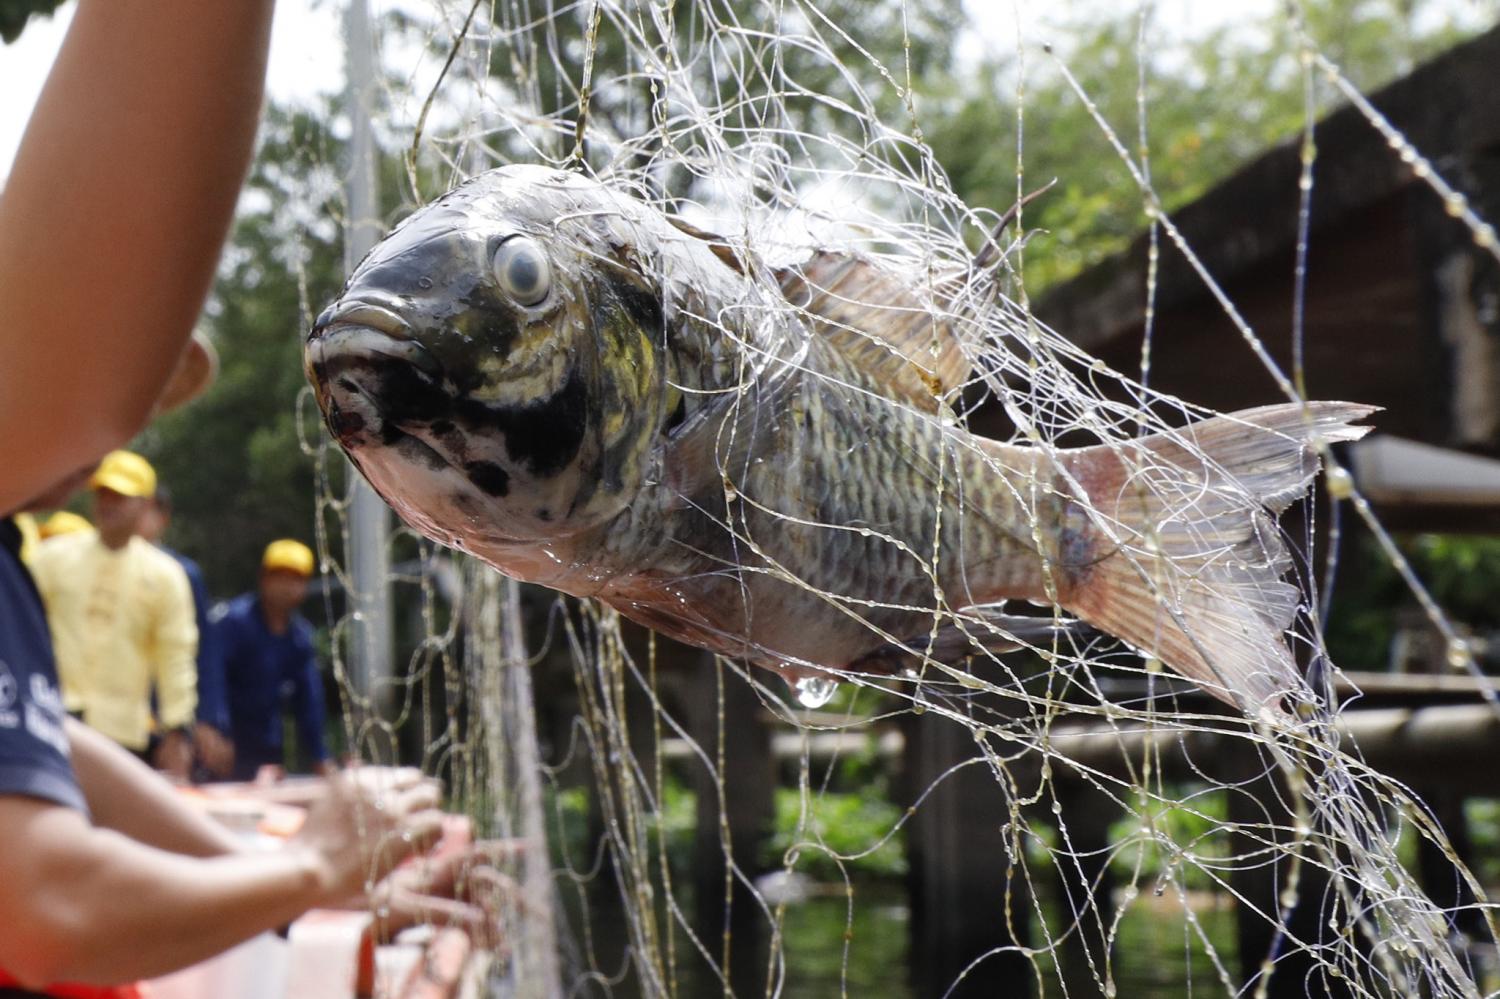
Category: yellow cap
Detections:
[
  {"x1": 89, "y1": 450, "x2": 157, "y2": 499},
  {"x1": 262, "y1": 539, "x2": 315, "y2": 577},
  {"x1": 39, "y1": 511, "x2": 93, "y2": 540}
]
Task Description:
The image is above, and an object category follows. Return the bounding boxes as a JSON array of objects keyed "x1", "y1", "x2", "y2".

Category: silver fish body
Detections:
[{"x1": 307, "y1": 165, "x2": 1373, "y2": 715}]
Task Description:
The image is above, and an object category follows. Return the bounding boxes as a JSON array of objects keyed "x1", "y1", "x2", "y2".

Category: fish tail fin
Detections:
[{"x1": 1056, "y1": 402, "x2": 1376, "y2": 716}]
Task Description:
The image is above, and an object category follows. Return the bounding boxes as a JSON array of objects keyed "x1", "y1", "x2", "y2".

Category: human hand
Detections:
[
  {"x1": 369, "y1": 838, "x2": 525, "y2": 949},
  {"x1": 254, "y1": 763, "x2": 286, "y2": 785},
  {"x1": 152, "y1": 730, "x2": 193, "y2": 780},
  {"x1": 290, "y1": 767, "x2": 445, "y2": 903},
  {"x1": 193, "y1": 722, "x2": 234, "y2": 778}
]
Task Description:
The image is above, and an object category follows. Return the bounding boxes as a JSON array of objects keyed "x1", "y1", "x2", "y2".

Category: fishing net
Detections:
[{"x1": 288, "y1": 1, "x2": 1500, "y2": 996}]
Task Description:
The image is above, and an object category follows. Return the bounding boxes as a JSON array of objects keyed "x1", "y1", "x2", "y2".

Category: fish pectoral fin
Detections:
[{"x1": 846, "y1": 607, "x2": 1087, "y2": 676}]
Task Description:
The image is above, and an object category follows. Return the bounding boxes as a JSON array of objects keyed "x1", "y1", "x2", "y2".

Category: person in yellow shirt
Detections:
[{"x1": 29, "y1": 451, "x2": 199, "y2": 779}]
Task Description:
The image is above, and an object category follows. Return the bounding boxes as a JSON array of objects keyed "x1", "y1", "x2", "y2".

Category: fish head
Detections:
[{"x1": 304, "y1": 166, "x2": 673, "y2": 552}]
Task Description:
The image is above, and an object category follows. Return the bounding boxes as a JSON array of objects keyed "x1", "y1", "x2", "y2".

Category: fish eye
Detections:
[{"x1": 493, "y1": 236, "x2": 552, "y2": 307}]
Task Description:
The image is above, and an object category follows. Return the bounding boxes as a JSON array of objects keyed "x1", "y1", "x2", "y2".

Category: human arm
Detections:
[
  {"x1": 151, "y1": 561, "x2": 200, "y2": 777},
  {"x1": 0, "y1": 767, "x2": 443, "y2": 988},
  {"x1": 291, "y1": 625, "x2": 333, "y2": 771},
  {"x1": 65, "y1": 717, "x2": 238, "y2": 858},
  {"x1": 0, "y1": 0, "x2": 277, "y2": 515},
  {"x1": 191, "y1": 578, "x2": 235, "y2": 775}
]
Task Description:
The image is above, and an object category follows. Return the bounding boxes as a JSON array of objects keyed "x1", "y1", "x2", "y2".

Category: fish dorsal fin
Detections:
[
  {"x1": 774, "y1": 249, "x2": 971, "y2": 409},
  {"x1": 666, "y1": 216, "x2": 748, "y2": 274},
  {"x1": 667, "y1": 216, "x2": 972, "y2": 409}
]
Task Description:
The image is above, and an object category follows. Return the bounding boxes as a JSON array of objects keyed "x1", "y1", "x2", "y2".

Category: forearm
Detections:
[
  {"x1": 18, "y1": 823, "x2": 326, "y2": 986},
  {"x1": 67, "y1": 718, "x2": 239, "y2": 858},
  {"x1": 0, "y1": 1, "x2": 276, "y2": 512},
  {"x1": 158, "y1": 658, "x2": 200, "y2": 731},
  {"x1": 0, "y1": 801, "x2": 330, "y2": 988}
]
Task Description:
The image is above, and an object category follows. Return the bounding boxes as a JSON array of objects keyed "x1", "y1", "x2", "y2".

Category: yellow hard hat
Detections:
[
  {"x1": 89, "y1": 450, "x2": 157, "y2": 499},
  {"x1": 39, "y1": 511, "x2": 93, "y2": 540},
  {"x1": 262, "y1": 539, "x2": 316, "y2": 577}
]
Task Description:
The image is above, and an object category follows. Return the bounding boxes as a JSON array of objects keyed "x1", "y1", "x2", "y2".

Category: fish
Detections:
[{"x1": 304, "y1": 164, "x2": 1374, "y2": 717}]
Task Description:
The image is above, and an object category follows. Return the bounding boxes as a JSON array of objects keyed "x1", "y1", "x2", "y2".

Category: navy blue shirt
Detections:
[
  {"x1": 213, "y1": 593, "x2": 329, "y2": 779},
  {"x1": 160, "y1": 545, "x2": 229, "y2": 734},
  {"x1": 0, "y1": 519, "x2": 86, "y2": 813}
]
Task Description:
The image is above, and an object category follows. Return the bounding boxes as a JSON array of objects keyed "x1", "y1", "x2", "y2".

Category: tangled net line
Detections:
[{"x1": 295, "y1": 1, "x2": 1500, "y2": 995}]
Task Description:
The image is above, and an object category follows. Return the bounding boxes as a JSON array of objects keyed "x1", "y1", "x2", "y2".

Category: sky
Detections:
[
  {"x1": 0, "y1": 0, "x2": 1276, "y2": 183},
  {"x1": 0, "y1": 1, "x2": 344, "y2": 179},
  {"x1": 2, "y1": 0, "x2": 1486, "y2": 184}
]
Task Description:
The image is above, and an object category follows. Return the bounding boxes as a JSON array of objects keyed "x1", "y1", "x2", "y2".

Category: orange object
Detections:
[{"x1": 0, "y1": 971, "x2": 143, "y2": 999}]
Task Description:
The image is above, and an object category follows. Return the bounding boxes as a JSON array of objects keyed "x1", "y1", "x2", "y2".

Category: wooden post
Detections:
[
  {"x1": 1414, "y1": 788, "x2": 1487, "y2": 943},
  {"x1": 686, "y1": 656, "x2": 776, "y2": 994},
  {"x1": 1226, "y1": 745, "x2": 1360, "y2": 999},
  {"x1": 1048, "y1": 788, "x2": 1120, "y2": 993},
  {"x1": 903, "y1": 706, "x2": 1036, "y2": 998}
]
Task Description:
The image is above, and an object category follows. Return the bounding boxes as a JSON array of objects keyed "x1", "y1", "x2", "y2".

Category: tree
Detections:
[
  {"x1": 923, "y1": 0, "x2": 1497, "y2": 290},
  {"x1": 0, "y1": 0, "x2": 66, "y2": 44}
]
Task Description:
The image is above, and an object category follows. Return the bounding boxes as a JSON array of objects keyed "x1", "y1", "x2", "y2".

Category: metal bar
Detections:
[{"x1": 342, "y1": 0, "x2": 393, "y2": 712}]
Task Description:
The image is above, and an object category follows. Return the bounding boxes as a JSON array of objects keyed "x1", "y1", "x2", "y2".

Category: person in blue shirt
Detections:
[
  {"x1": 0, "y1": 7, "x2": 494, "y2": 988},
  {"x1": 138, "y1": 485, "x2": 234, "y2": 779},
  {"x1": 215, "y1": 540, "x2": 334, "y2": 781}
]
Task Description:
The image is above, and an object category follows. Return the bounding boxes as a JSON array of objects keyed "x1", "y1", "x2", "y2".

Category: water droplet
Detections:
[
  {"x1": 1325, "y1": 465, "x2": 1354, "y2": 500},
  {"x1": 793, "y1": 675, "x2": 839, "y2": 709}
]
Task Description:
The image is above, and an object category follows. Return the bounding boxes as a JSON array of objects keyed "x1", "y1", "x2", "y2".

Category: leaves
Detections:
[{"x1": 0, "y1": 0, "x2": 67, "y2": 45}]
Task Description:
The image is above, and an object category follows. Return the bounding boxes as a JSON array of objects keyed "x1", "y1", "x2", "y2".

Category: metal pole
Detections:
[{"x1": 343, "y1": 0, "x2": 393, "y2": 715}]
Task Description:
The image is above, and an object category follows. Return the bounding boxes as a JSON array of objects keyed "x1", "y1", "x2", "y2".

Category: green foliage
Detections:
[
  {"x1": 1108, "y1": 788, "x2": 1229, "y2": 893},
  {"x1": 765, "y1": 785, "x2": 908, "y2": 880},
  {"x1": 923, "y1": 0, "x2": 1497, "y2": 292},
  {"x1": 0, "y1": 0, "x2": 66, "y2": 44},
  {"x1": 1324, "y1": 532, "x2": 1500, "y2": 669},
  {"x1": 1465, "y1": 798, "x2": 1500, "y2": 886}
]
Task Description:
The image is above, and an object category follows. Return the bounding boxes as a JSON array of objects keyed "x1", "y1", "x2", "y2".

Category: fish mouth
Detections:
[
  {"x1": 306, "y1": 315, "x2": 451, "y2": 456},
  {"x1": 312, "y1": 295, "x2": 416, "y2": 341}
]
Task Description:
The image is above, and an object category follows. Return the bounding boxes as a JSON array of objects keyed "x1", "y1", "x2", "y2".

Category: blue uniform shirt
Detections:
[
  {"x1": 212, "y1": 592, "x2": 329, "y2": 779},
  {"x1": 0, "y1": 519, "x2": 86, "y2": 813},
  {"x1": 160, "y1": 545, "x2": 228, "y2": 734}
]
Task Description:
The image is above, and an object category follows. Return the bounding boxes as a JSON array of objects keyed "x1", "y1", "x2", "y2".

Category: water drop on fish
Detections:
[
  {"x1": 793, "y1": 675, "x2": 839, "y2": 709},
  {"x1": 1325, "y1": 466, "x2": 1354, "y2": 500}
]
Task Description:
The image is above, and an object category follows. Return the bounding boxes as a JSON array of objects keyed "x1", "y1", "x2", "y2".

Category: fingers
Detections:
[
  {"x1": 396, "y1": 780, "x2": 442, "y2": 815},
  {"x1": 464, "y1": 838, "x2": 528, "y2": 866}
]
